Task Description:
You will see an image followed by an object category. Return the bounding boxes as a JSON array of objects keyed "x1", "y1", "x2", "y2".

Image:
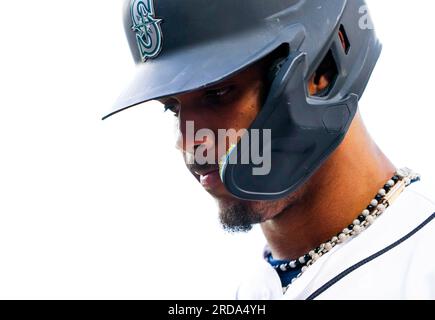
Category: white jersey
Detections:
[{"x1": 236, "y1": 184, "x2": 435, "y2": 300}]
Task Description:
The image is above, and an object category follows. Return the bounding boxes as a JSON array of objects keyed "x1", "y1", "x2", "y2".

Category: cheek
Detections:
[
  {"x1": 213, "y1": 105, "x2": 257, "y2": 158},
  {"x1": 213, "y1": 88, "x2": 263, "y2": 159},
  {"x1": 223, "y1": 89, "x2": 262, "y2": 131}
]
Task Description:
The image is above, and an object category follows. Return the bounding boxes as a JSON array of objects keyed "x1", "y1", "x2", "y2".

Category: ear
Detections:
[
  {"x1": 308, "y1": 30, "x2": 347, "y2": 97},
  {"x1": 308, "y1": 73, "x2": 330, "y2": 96}
]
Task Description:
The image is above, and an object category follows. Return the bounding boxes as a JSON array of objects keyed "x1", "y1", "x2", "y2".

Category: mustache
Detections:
[{"x1": 186, "y1": 163, "x2": 219, "y2": 176}]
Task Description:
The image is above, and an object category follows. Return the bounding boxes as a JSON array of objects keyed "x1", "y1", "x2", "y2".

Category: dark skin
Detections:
[{"x1": 159, "y1": 56, "x2": 395, "y2": 260}]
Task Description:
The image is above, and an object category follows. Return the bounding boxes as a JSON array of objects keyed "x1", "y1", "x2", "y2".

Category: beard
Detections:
[
  {"x1": 217, "y1": 192, "x2": 301, "y2": 233},
  {"x1": 218, "y1": 200, "x2": 264, "y2": 233}
]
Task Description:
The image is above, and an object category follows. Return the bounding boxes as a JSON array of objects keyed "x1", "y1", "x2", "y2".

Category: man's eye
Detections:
[
  {"x1": 205, "y1": 86, "x2": 234, "y2": 98},
  {"x1": 203, "y1": 85, "x2": 237, "y2": 106}
]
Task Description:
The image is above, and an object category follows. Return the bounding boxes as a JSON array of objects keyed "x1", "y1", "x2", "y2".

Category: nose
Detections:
[{"x1": 174, "y1": 97, "x2": 216, "y2": 163}]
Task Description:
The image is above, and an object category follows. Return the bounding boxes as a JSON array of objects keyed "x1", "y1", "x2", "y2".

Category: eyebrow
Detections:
[{"x1": 158, "y1": 78, "x2": 237, "y2": 104}]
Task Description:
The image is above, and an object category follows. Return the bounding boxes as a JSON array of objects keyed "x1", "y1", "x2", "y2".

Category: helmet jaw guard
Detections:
[{"x1": 220, "y1": 52, "x2": 359, "y2": 200}]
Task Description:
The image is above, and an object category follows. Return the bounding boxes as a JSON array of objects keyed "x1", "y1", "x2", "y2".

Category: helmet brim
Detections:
[{"x1": 102, "y1": 25, "x2": 304, "y2": 120}]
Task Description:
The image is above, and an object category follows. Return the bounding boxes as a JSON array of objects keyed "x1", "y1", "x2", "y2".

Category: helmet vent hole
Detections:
[
  {"x1": 339, "y1": 25, "x2": 350, "y2": 54},
  {"x1": 309, "y1": 50, "x2": 338, "y2": 97}
]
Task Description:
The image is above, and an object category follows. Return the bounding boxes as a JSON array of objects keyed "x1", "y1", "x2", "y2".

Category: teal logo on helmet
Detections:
[{"x1": 130, "y1": 0, "x2": 163, "y2": 62}]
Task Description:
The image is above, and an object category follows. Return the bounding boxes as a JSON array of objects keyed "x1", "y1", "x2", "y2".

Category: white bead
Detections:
[
  {"x1": 291, "y1": 278, "x2": 297, "y2": 284},
  {"x1": 280, "y1": 264, "x2": 287, "y2": 271},
  {"x1": 338, "y1": 233, "x2": 347, "y2": 241},
  {"x1": 366, "y1": 215, "x2": 375, "y2": 224},
  {"x1": 309, "y1": 250, "x2": 315, "y2": 257},
  {"x1": 370, "y1": 199, "x2": 378, "y2": 206},
  {"x1": 377, "y1": 204, "x2": 386, "y2": 212},
  {"x1": 289, "y1": 260, "x2": 297, "y2": 268},
  {"x1": 325, "y1": 242, "x2": 333, "y2": 251},
  {"x1": 343, "y1": 228, "x2": 351, "y2": 235},
  {"x1": 378, "y1": 189, "x2": 386, "y2": 196},
  {"x1": 353, "y1": 219, "x2": 361, "y2": 226},
  {"x1": 387, "y1": 180, "x2": 395, "y2": 187},
  {"x1": 312, "y1": 253, "x2": 320, "y2": 261},
  {"x1": 298, "y1": 256, "x2": 305, "y2": 264},
  {"x1": 331, "y1": 236, "x2": 338, "y2": 243},
  {"x1": 353, "y1": 225, "x2": 362, "y2": 234},
  {"x1": 404, "y1": 178, "x2": 411, "y2": 186},
  {"x1": 301, "y1": 266, "x2": 308, "y2": 273},
  {"x1": 362, "y1": 209, "x2": 370, "y2": 217}
]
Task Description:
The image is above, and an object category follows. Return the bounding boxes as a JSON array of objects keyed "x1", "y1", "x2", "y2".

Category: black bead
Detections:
[
  {"x1": 358, "y1": 215, "x2": 365, "y2": 222},
  {"x1": 315, "y1": 247, "x2": 321, "y2": 253},
  {"x1": 384, "y1": 184, "x2": 391, "y2": 192},
  {"x1": 348, "y1": 224, "x2": 354, "y2": 230},
  {"x1": 375, "y1": 194, "x2": 383, "y2": 202},
  {"x1": 304, "y1": 254, "x2": 311, "y2": 263},
  {"x1": 367, "y1": 204, "x2": 375, "y2": 211},
  {"x1": 392, "y1": 175, "x2": 399, "y2": 182},
  {"x1": 294, "y1": 260, "x2": 302, "y2": 268}
]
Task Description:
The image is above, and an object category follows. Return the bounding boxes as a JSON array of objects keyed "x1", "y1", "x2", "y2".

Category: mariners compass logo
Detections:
[{"x1": 130, "y1": 0, "x2": 163, "y2": 62}]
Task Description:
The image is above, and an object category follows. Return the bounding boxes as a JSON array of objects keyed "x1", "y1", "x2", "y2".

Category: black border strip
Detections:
[{"x1": 306, "y1": 213, "x2": 435, "y2": 300}]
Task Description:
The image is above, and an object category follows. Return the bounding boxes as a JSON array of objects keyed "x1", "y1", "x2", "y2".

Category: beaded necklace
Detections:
[{"x1": 266, "y1": 167, "x2": 421, "y2": 294}]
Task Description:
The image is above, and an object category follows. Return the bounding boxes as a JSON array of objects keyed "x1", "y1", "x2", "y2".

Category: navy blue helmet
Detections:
[{"x1": 104, "y1": 0, "x2": 382, "y2": 201}]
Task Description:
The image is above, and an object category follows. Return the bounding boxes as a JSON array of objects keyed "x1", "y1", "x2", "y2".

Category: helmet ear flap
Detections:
[{"x1": 308, "y1": 49, "x2": 339, "y2": 98}]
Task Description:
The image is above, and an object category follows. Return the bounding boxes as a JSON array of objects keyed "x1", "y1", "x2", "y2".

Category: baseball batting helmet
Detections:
[{"x1": 103, "y1": 0, "x2": 382, "y2": 201}]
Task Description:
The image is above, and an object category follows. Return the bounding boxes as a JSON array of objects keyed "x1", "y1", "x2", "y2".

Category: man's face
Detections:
[{"x1": 160, "y1": 61, "x2": 305, "y2": 232}]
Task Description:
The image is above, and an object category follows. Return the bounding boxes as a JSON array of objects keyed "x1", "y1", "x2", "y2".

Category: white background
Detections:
[{"x1": 0, "y1": 0, "x2": 434, "y2": 299}]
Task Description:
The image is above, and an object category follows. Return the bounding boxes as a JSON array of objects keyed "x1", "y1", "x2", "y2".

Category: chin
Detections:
[{"x1": 215, "y1": 196, "x2": 288, "y2": 233}]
